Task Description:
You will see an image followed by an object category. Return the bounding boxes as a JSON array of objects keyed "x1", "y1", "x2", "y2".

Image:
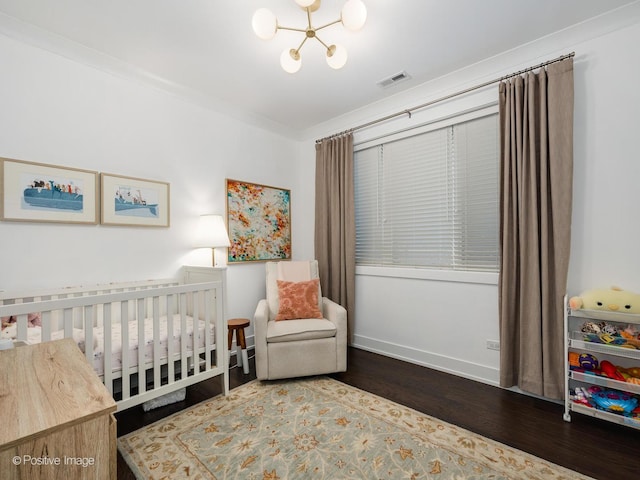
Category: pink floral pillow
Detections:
[{"x1": 275, "y1": 279, "x2": 323, "y2": 321}]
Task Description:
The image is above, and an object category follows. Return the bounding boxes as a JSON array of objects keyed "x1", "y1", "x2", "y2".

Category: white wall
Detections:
[
  {"x1": 2, "y1": 4, "x2": 639, "y2": 389},
  {"x1": 0, "y1": 32, "x2": 311, "y2": 337},
  {"x1": 303, "y1": 4, "x2": 640, "y2": 386}
]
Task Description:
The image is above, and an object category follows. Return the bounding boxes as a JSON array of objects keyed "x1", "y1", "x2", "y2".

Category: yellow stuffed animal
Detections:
[{"x1": 569, "y1": 286, "x2": 640, "y2": 314}]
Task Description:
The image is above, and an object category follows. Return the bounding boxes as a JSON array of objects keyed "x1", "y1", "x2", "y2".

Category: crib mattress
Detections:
[{"x1": 22, "y1": 314, "x2": 216, "y2": 376}]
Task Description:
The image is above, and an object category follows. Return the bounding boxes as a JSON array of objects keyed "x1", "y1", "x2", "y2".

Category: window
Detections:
[{"x1": 354, "y1": 111, "x2": 499, "y2": 272}]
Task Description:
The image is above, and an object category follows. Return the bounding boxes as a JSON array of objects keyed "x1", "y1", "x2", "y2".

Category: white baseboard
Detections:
[
  {"x1": 351, "y1": 334, "x2": 500, "y2": 387},
  {"x1": 246, "y1": 332, "x2": 499, "y2": 387},
  {"x1": 246, "y1": 332, "x2": 558, "y2": 403}
]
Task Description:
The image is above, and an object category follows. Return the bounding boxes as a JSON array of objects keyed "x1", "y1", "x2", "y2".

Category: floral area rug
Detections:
[{"x1": 118, "y1": 377, "x2": 592, "y2": 479}]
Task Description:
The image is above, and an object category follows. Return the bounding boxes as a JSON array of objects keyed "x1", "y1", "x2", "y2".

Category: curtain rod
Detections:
[{"x1": 316, "y1": 51, "x2": 575, "y2": 144}]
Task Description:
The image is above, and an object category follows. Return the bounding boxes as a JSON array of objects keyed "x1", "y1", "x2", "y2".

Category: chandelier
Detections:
[{"x1": 252, "y1": 0, "x2": 367, "y2": 74}]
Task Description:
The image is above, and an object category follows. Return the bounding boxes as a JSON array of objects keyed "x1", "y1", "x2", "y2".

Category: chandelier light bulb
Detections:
[
  {"x1": 341, "y1": 0, "x2": 367, "y2": 31},
  {"x1": 252, "y1": 8, "x2": 277, "y2": 40},
  {"x1": 326, "y1": 44, "x2": 348, "y2": 69},
  {"x1": 294, "y1": 0, "x2": 317, "y2": 7},
  {"x1": 280, "y1": 49, "x2": 302, "y2": 73}
]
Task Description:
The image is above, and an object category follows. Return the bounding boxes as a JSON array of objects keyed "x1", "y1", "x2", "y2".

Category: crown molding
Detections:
[{"x1": 0, "y1": 12, "x2": 299, "y2": 141}]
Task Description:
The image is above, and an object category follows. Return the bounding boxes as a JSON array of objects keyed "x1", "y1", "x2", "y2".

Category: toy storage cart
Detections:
[{"x1": 563, "y1": 295, "x2": 640, "y2": 429}]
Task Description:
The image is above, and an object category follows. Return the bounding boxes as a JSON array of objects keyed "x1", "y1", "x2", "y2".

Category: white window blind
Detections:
[{"x1": 354, "y1": 112, "x2": 499, "y2": 272}]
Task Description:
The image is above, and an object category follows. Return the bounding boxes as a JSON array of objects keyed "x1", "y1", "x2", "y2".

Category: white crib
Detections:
[{"x1": 0, "y1": 265, "x2": 228, "y2": 411}]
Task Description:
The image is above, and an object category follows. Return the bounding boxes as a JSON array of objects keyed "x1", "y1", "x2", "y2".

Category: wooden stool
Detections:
[{"x1": 227, "y1": 318, "x2": 250, "y2": 374}]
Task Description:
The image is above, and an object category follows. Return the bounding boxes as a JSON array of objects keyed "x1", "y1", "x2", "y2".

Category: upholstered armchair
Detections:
[{"x1": 254, "y1": 260, "x2": 347, "y2": 380}]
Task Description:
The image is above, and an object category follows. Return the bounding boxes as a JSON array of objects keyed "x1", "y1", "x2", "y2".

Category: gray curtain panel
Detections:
[
  {"x1": 314, "y1": 134, "x2": 356, "y2": 343},
  {"x1": 498, "y1": 58, "x2": 574, "y2": 399}
]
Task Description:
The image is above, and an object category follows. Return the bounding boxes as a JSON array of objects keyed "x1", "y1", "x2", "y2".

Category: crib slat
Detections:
[
  {"x1": 152, "y1": 295, "x2": 161, "y2": 390},
  {"x1": 180, "y1": 293, "x2": 188, "y2": 380},
  {"x1": 103, "y1": 303, "x2": 114, "y2": 397},
  {"x1": 63, "y1": 308, "x2": 73, "y2": 340},
  {"x1": 166, "y1": 294, "x2": 175, "y2": 384},
  {"x1": 203, "y1": 290, "x2": 210, "y2": 373},
  {"x1": 16, "y1": 313, "x2": 28, "y2": 342},
  {"x1": 217, "y1": 288, "x2": 229, "y2": 395},
  {"x1": 41, "y1": 311, "x2": 52, "y2": 343},
  {"x1": 121, "y1": 300, "x2": 130, "y2": 402},
  {"x1": 84, "y1": 304, "x2": 94, "y2": 364},
  {"x1": 192, "y1": 291, "x2": 200, "y2": 376},
  {"x1": 137, "y1": 298, "x2": 146, "y2": 395},
  {"x1": 204, "y1": 289, "x2": 212, "y2": 371}
]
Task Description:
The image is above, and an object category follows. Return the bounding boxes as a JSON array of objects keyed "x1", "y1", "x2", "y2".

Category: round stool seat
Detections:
[{"x1": 228, "y1": 318, "x2": 250, "y2": 329}]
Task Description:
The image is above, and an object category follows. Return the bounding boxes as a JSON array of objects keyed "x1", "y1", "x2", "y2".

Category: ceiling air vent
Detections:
[{"x1": 376, "y1": 71, "x2": 411, "y2": 89}]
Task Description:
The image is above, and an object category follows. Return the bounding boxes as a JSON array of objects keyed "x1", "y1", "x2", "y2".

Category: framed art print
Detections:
[
  {"x1": 101, "y1": 173, "x2": 170, "y2": 227},
  {"x1": 226, "y1": 179, "x2": 291, "y2": 262},
  {"x1": 0, "y1": 157, "x2": 99, "y2": 224}
]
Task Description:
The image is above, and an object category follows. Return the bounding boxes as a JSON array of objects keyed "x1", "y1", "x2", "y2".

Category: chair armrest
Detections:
[
  {"x1": 254, "y1": 299, "x2": 270, "y2": 379},
  {"x1": 321, "y1": 297, "x2": 346, "y2": 328},
  {"x1": 322, "y1": 297, "x2": 348, "y2": 371}
]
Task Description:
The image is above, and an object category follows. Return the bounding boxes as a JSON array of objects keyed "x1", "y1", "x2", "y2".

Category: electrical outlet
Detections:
[{"x1": 486, "y1": 340, "x2": 500, "y2": 351}]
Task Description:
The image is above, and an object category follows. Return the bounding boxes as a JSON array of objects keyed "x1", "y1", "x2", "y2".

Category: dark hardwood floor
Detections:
[{"x1": 117, "y1": 347, "x2": 640, "y2": 479}]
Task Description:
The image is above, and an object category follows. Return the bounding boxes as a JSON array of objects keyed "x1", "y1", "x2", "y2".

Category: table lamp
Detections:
[{"x1": 195, "y1": 214, "x2": 231, "y2": 266}]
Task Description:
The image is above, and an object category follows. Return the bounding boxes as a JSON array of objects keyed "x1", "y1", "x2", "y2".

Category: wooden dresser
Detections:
[{"x1": 0, "y1": 338, "x2": 117, "y2": 480}]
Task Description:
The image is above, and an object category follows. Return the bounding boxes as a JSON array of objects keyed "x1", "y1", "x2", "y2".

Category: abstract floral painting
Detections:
[{"x1": 226, "y1": 179, "x2": 291, "y2": 262}]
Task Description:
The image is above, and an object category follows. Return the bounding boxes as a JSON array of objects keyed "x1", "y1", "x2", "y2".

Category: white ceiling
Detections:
[{"x1": 0, "y1": 0, "x2": 635, "y2": 138}]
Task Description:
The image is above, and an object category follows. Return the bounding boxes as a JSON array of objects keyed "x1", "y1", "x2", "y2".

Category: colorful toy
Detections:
[
  {"x1": 578, "y1": 353, "x2": 599, "y2": 370},
  {"x1": 598, "y1": 333, "x2": 628, "y2": 346},
  {"x1": 580, "y1": 320, "x2": 640, "y2": 349},
  {"x1": 571, "y1": 387, "x2": 592, "y2": 406},
  {"x1": 569, "y1": 286, "x2": 640, "y2": 314},
  {"x1": 600, "y1": 323, "x2": 619, "y2": 335},
  {"x1": 620, "y1": 325, "x2": 640, "y2": 343},
  {"x1": 581, "y1": 321, "x2": 601, "y2": 333},
  {"x1": 599, "y1": 360, "x2": 626, "y2": 381},
  {"x1": 591, "y1": 390, "x2": 639, "y2": 416},
  {"x1": 618, "y1": 366, "x2": 640, "y2": 379},
  {"x1": 568, "y1": 352, "x2": 581, "y2": 368}
]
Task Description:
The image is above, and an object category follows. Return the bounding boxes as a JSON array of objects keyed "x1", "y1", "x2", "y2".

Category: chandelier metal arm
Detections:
[
  {"x1": 277, "y1": 25, "x2": 308, "y2": 33},
  {"x1": 314, "y1": 34, "x2": 330, "y2": 51},
  {"x1": 306, "y1": 7, "x2": 313, "y2": 28},
  {"x1": 294, "y1": 36, "x2": 309, "y2": 54},
  {"x1": 315, "y1": 18, "x2": 342, "y2": 32}
]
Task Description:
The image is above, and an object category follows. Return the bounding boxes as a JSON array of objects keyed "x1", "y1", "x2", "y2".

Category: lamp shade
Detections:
[
  {"x1": 252, "y1": 8, "x2": 277, "y2": 40},
  {"x1": 341, "y1": 0, "x2": 367, "y2": 31},
  {"x1": 194, "y1": 214, "x2": 230, "y2": 248}
]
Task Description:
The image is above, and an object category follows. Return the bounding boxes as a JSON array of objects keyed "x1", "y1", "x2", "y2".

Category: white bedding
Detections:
[{"x1": 8, "y1": 314, "x2": 215, "y2": 376}]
